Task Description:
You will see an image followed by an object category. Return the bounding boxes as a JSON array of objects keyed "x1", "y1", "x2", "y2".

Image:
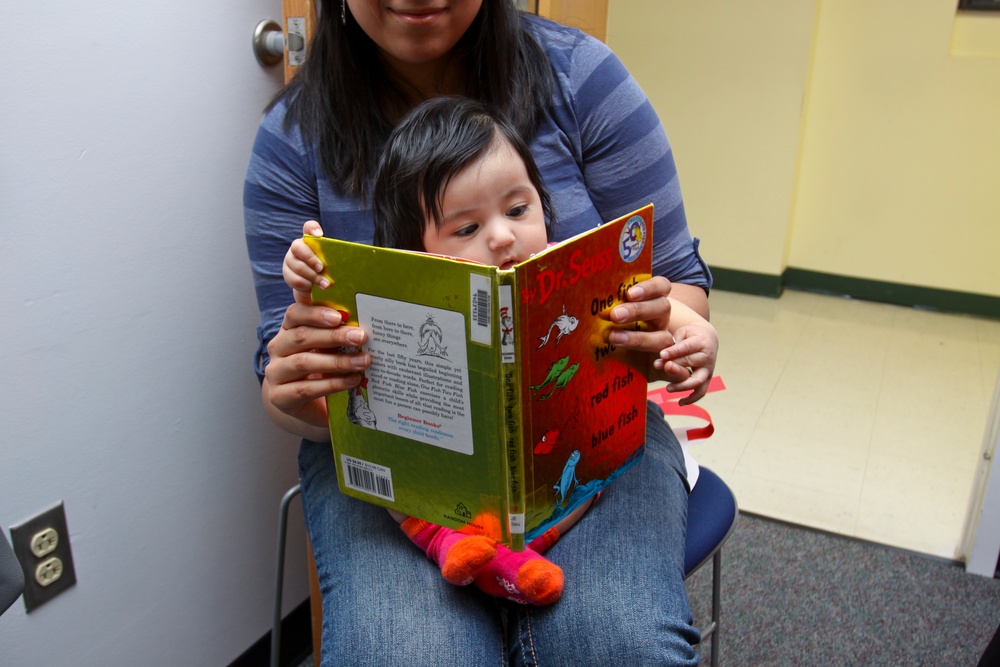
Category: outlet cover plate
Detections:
[{"x1": 9, "y1": 502, "x2": 77, "y2": 612}]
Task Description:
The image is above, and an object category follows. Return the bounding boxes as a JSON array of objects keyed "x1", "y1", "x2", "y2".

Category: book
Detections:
[{"x1": 306, "y1": 204, "x2": 654, "y2": 550}]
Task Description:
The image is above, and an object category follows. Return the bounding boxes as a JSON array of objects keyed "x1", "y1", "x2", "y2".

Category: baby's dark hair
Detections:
[{"x1": 372, "y1": 96, "x2": 554, "y2": 251}]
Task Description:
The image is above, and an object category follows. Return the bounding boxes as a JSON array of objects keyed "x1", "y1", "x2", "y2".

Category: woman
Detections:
[{"x1": 244, "y1": 1, "x2": 715, "y2": 664}]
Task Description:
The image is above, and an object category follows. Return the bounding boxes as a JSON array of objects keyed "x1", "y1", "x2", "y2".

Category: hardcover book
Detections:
[{"x1": 307, "y1": 204, "x2": 654, "y2": 550}]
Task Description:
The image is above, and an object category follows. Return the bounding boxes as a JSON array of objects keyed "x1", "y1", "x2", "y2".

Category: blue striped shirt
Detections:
[{"x1": 244, "y1": 16, "x2": 711, "y2": 380}]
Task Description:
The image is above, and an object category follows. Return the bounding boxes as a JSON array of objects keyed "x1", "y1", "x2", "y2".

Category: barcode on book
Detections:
[
  {"x1": 341, "y1": 455, "x2": 394, "y2": 502},
  {"x1": 474, "y1": 290, "x2": 490, "y2": 328},
  {"x1": 469, "y1": 273, "x2": 491, "y2": 345}
]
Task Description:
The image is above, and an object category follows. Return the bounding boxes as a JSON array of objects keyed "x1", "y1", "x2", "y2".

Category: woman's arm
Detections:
[
  {"x1": 245, "y1": 100, "x2": 372, "y2": 440},
  {"x1": 668, "y1": 282, "x2": 710, "y2": 321},
  {"x1": 544, "y1": 26, "x2": 716, "y2": 397},
  {"x1": 262, "y1": 379, "x2": 330, "y2": 442},
  {"x1": 556, "y1": 29, "x2": 711, "y2": 293}
]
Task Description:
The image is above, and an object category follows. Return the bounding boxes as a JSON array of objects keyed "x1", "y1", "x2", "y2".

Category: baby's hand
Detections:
[
  {"x1": 283, "y1": 221, "x2": 330, "y2": 298},
  {"x1": 655, "y1": 322, "x2": 718, "y2": 405}
]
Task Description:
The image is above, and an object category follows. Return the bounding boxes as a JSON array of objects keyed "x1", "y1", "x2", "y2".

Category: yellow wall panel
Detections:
[
  {"x1": 608, "y1": 1, "x2": 816, "y2": 276},
  {"x1": 609, "y1": 0, "x2": 1000, "y2": 298},
  {"x1": 791, "y1": 0, "x2": 1000, "y2": 296}
]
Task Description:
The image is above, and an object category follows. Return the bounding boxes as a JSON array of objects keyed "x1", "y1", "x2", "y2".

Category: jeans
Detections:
[{"x1": 298, "y1": 401, "x2": 700, "y2": 666}]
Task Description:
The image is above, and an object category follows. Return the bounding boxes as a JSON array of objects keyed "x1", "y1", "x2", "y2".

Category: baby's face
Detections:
[{"x1": 421, "y1": 138, "x2": 547, "y2": 269}]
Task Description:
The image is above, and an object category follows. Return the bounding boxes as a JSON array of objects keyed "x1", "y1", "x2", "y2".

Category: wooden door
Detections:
[
  {"x1": 283, "y1": 0, "x2": 319, "y2": 83},
  {"x1": 537, "y1": 0, "x2": 608, "y2": 43}
]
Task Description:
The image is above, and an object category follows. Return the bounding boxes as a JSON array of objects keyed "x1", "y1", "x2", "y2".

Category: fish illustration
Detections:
[
  {"x1": 553, "y1": 450, "x2": 581, "y2": 505},
  {"x1": 532, "y1": 399, "x2": 582, "y2": 457},
  {"x1": 538, "y1": 306, "x2": 579, "y2": 348},
  {"x1": 529, "y1": 356, "x2": 570, "y2": 392},
  {"x1": 538, "y1": 363, "x2": 580, "y2": 401},
  {"x1": 533, "y1": 427, "x2": 562, "y2": 455}
]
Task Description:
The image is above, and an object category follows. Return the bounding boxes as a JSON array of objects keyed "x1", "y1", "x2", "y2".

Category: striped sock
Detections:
[
  {"x1": 472, "y1": 533, "x2": 564, "y2": 606},
  {"x1": 400, "y1": 517, "x2": 497, "y2": 585}
]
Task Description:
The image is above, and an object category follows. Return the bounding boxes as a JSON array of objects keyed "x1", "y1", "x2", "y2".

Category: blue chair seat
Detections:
[
  {"x1": 685, "y1": 467, "x2": 738, "y2": 574},
  {"x1": 684, "y1": 466, "x2": 739, "y2": 667}
]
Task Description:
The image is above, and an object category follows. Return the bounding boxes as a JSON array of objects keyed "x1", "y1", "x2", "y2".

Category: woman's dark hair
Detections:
[
  {"x1": 272, "y1": 0, "x2": 554, "y2": 201},
  {"x1": 370, "y1": 96, "x2": 554, "y2": 251}
]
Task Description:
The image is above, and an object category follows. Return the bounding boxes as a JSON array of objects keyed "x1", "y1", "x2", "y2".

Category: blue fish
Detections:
[{"x1": 553, "y1": 450, "x2": 581, "y2": 505}]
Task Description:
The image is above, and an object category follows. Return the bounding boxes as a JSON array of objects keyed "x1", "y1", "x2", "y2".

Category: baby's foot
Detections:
[{"x1": 401, "y1": 518, "x2": 497, "y2": 585}]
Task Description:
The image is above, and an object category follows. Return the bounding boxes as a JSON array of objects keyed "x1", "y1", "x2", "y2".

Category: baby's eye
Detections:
[
  {"x1": 453, "y1": 224, "x2": 479, "y2": 237},
  {"x1": 507, "y1": 204, "x2": 529, "y2": 218}
]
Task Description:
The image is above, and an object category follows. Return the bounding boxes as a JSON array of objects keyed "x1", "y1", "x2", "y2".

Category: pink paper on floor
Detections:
[{"x1": 647, "y1": 376, "x2": 727, "y2": 442}]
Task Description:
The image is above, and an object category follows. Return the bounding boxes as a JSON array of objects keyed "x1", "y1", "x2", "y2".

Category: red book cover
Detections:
[{"x1": 511, "y1": 205, "x2": 653, "y2": 538}]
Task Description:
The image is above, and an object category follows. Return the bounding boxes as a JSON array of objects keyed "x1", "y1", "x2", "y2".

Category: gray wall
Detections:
[{"x1": 1, "y1": 2, "x2": 309, "y2": 664}]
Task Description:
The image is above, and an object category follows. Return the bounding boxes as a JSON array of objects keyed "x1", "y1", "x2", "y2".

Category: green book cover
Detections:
[{"x1": 307, "y1": 204, "x2": 654, "y2": 550}]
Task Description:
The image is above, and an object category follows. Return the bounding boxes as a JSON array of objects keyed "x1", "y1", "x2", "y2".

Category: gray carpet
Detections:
[{"x1": 686, "y1": 513, "x2": 1000, "y2": 666}]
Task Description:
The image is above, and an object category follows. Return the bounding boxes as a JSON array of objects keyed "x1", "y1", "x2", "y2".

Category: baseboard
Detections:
[
  {"x1": 710, "y1": 266, "x2": 1000, "y2": 320},
  {"x1": 708, "y1": 267, "x2": 784, "y2": 298},
  {"x1": 783, "y1": 269, "x2": 1000, "y2": 319},
  {"x1": 738, "y1": 511, "x2": 970, "y2": 570},
  {"x1": 229, "y1": 598, "x2": 312, "y2": 667}
]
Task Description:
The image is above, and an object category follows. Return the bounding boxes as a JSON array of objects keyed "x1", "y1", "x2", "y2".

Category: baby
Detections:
[{"x1": 283, "y1": 96, "x2": 717, "y2": 605}]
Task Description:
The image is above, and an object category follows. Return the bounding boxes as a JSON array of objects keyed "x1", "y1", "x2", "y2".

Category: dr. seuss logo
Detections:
[{"x1": 619, "y1": 215, "x2": 647, "y2": 263}]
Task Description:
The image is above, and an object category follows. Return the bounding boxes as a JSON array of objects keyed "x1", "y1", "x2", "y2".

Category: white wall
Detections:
[{"x1": 1, "y1": 2, "x2": 309, "y2": 664}]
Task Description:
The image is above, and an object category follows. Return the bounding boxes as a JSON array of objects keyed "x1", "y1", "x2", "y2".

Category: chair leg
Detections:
[
  {"x1": 710, "y1": 549, "x2": 722, "y2": 667},
  {"x1": 307, "y1": 537, "x2": 322, "y2": 667},
  {"x1": 272, "y1": 484, "x2": 302, "y2": 667}
]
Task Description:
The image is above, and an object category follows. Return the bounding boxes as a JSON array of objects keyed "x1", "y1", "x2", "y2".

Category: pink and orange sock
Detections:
[
  {"x1": 400, "y1": 517, "x2": 497, "y2": 585},
  {"x1": 400, "y1": 518, "x2": 564, "y2": 605},
  {"x1": 473, "y1": 527, "x2": 563, "y2": 605}
]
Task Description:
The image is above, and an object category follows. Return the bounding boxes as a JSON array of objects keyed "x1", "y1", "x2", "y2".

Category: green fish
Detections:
[
  {"x1": 540, "y1": 363, "x2": 580, "y2": 401},
  {"x1": 529, "y1": 356, "x2": 570, "y2": 391}
]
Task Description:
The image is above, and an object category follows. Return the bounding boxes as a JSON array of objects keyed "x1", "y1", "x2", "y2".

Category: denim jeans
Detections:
[{"x1": 298, "y1": 401, "x2": 700, "y2": 666}]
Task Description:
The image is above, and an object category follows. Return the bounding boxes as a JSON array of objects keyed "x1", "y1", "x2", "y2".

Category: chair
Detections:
[
  {"x1": 272, "y1": 484, "x2": 323, "y2": 667},
  {"x1": 684, "y1": 466, "x2": 739, "y2": 667},
  {"x1": 271, "y1": 484, "x2": 303, "y2": 667},
  {"x1": 1, "y1": 528, "x2": 25, "y2": 617}
]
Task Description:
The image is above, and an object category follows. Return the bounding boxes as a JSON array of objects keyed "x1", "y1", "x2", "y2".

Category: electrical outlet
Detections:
[
  {"x1": 30, "y1": 528, "x2": 58, "y2": 558},
  {"x1": 35, "y1": 557, "x2": 64, "y2": 587},
  {"x1": 9, "y1": 502, "x2": 77, "y2": 612}
]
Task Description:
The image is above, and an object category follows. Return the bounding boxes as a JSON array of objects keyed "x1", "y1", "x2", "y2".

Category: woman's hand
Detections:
[
  {"x1": 608, "y1": 276, "x2": 677, "y2": 362},
  {"x1": 264, "y1": 219, "x2": 373, "y2": 440},
  {"x1": 607, "y1": 276, "x2": 718, "y2": 404},
  {"x1": 262, "y1": 299, "x2": 372, "y2": 441}
]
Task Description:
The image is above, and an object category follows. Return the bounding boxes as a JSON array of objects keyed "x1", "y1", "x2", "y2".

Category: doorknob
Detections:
[
  {"x1": 253, "y1": 17, "x2": 309, "y2": 71},
  {"x1": 253, "y1": 19, "x2": 284, "y2": 67},
  {"x1": 256, "y1": 3, "x2": 317, "y2": 82}
]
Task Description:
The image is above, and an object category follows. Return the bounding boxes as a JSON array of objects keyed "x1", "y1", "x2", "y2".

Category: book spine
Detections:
[{"x1": 497, "y1": 275, "x2": 526, "y2": 551}]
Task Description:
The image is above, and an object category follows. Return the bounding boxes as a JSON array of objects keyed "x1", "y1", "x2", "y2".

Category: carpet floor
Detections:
[{"x1": 685, "y1": 513, "x2": 1000, "y2": 666}]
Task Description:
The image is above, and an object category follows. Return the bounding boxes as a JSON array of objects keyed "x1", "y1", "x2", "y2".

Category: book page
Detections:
[{"x1": 356, "y1": 293, "x2": 474, "y2": 455}]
